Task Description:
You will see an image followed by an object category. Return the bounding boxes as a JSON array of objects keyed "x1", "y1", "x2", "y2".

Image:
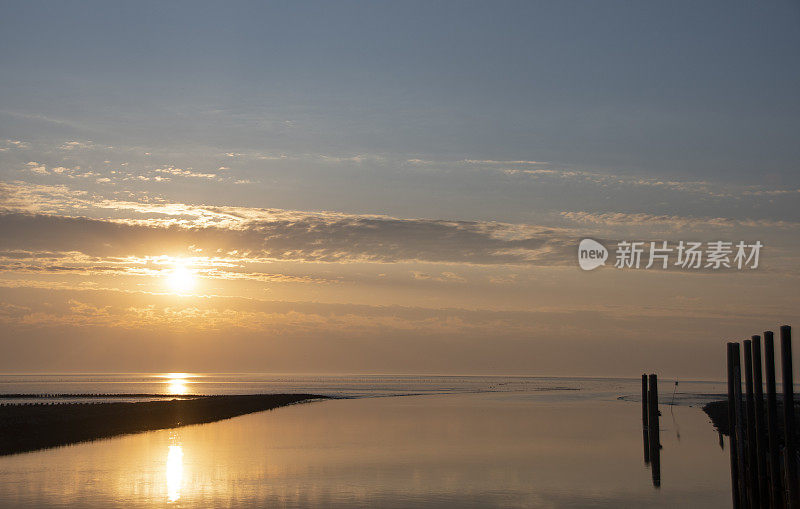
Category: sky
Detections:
[{"x1": 0, "y1": 1, "x2": 798, "y2": 377}]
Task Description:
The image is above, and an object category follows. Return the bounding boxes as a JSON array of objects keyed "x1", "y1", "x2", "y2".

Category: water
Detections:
[
  {"x1": 0, "y1": 373, "x2": 727, "y2": 400},
  {"x1": 0, "y1": 375, "x2": 732, "y2": 508}
]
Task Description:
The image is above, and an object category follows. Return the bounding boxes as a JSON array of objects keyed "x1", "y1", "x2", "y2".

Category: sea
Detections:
[{"x1": 0, "y1": 374, "x2": 734, "y2": 508}]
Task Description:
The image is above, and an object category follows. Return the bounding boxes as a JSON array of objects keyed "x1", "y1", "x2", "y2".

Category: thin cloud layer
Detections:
[{"x1": 0, "y1": 212, "x2": 576, "y2": 266}]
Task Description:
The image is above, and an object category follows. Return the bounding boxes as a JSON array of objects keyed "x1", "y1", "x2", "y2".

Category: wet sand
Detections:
[{"x1": 0, "y1": 394, "x2": 327, "y2": 456}]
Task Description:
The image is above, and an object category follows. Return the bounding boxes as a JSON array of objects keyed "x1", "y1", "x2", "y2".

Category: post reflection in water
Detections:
[
  {"x1": 166, "y1": 443, "x2": 183, "y2": 503},
  {"x1": 642, "y1": 374, "x2": 661, "y2": 488}
]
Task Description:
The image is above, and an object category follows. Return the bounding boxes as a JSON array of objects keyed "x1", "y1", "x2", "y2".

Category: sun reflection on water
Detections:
[
  {"x1": 160, "y1": 373, "x2": 192, "y2": 395},
  {"x1": 166, "y1": 444, "x2": 183, "y2": 503},
  {"x1": 167, "y1": 379, "x2": 188, "y2": 395}
]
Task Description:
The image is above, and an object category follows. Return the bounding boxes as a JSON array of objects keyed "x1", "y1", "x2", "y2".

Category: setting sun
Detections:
[{"x1": 166, "y1": 265, "x2": 196, "y2": 294}]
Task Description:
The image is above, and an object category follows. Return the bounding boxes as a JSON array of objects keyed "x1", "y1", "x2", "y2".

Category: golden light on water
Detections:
[
  {"x1": 166, "y1": 263, "x2": 196, "y2": 294},
  {"x1": 167, "y1": 379, "x2": 188, "y2": 395},
  {"x1": 161, "y1": 373, "x2": 193, "y2": 395},
  {"x1": 166, "y1": 444, "x2": 183, "y2": 503}
]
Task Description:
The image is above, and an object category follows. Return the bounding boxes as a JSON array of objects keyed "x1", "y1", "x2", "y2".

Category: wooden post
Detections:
[
  {"x1": 745, "y1": 339, "x2": 761, "y2": 507},
  {"x1": 753, "y1": 335, "x2": 770, "y2": 507},
  {"x1": 648, "y1": 373, "x2": 661, "y2": 487},
  {"x1": 765, "y1": 331, "x2": 784, "y2": 509},
  {"x1": 642, "y1": 373, "x2": 650, "y2": 464},
  {"x1": 733, "y1": 343, "x2": 749, "y2": 508},
  {"x1": 728, "y1": 343, "x2": 742, "y2": 509},
  {"x1": 780, "y1": 325, "x2": 798, "y2": 508}
]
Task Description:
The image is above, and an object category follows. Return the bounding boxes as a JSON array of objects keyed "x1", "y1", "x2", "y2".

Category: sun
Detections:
[{"x1": 166, "y1": 264, "x2": 196, "y2": 293}]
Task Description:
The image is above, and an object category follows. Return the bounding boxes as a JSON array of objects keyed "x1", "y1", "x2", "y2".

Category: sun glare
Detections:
[{"x1": 166, "y1": 264, "x2": 196, "y2": 294}]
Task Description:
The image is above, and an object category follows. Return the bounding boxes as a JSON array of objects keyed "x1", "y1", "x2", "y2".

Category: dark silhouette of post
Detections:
[
  {"x1": 642, "y1": 373, "x2": 650, "y2": 464},
  {"x1": 744, "y1": 339, "x2": 761, "y2": 507},
  {"x1": 765, "y1": 331, "x2": 784, "y2": 509},
  {"x1": 781, "y1": 325, "x2": 798, "y2": 508},
  {"x1": 753, "y1": 335, "x2": 770, "y2": 507},
  {"x1": 733, "y1": 343, "x2": 749, "y2": 508},
  {"x1": 728, "y1": 343, "x2": 742, "y2": 509},
  {"x1": 648, "y1": 373, "x2": 661, "y2": 487}
]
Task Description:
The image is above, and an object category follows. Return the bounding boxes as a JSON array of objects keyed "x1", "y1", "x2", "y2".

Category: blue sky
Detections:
[{"x1": 3, "y1": 1, "x2": 799, "y2": 181}]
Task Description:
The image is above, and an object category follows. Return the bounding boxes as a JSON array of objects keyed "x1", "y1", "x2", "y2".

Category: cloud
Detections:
[
  {"x1": 0, "y1": 283, "x2": 787, "y2": 336},
  {"x1": 319, "y1": 154, "x2": 377, "y2": 164},
  {"x1": 0, "y1": 211, "x2": 577, "y2": 266},
  {"x1": 560, "y1": 211, "x2": 800, "y2": 231},
  {"x1": 0, "y1": 139, "x2": 30, "y2": 151},
  {"x1": 502, "y1": 167, "x2": 726, "y2": 195},
  {"x1": 25, "y1": 162, "x2": 48, "y2": 175},
  {"x1": 154, "y1": 166, "x2": 219, "y2": 179},
  {"x1": 59, "y1": 140, "x2": 94, "y2": 150},
  {"x1": 742, "y1": 189, "x2": 800, "y2": 196},
  {"x1": 20, "y1": 163, "x2": 106, "y2": 180},
  {"x1": 0, "y1": 289, "x2": 506, "y2": 333},
  {"x1": 463, "y1": 159, "x2": 547, "y2": 165},
  {"x1": 0, "y1": 182, "x2": 581, "y2": 266},
  {"x1": 3, "y1": 179, "x2": 798, "y2": 274},
  {"x1": 405, "y1": 158, "x2": 548, "y2": 166},
  {"x1": 0, "y1": 258, "x2": 329, "y2": 286},
  {"x1": 411, "y1": 271, "x2": 467, "y2": 283}
]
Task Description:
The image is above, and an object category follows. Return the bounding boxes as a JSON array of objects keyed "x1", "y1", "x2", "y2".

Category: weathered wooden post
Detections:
[
  {"x1": 728, "y1": 343, "x2": 742, "y2": 509},
  {"x1": 780, "y1": 325, "x2": 798, "y2": 508},
  {"x1": 753, "y1": 335, "x2": 770, "y2": 507},
  {"x1": 765, "y1": 331, "x2": 784, "y2": 509},
  {"x1": 745, "y1": 339, "x2": 762, "y2": 506},
  {"x1": 642, "y1": 373, "x2": 650, "y2": 464},
  {"x1": 648, "y1": 373, "x2": 661, "y2": 487},
  {"x1": 733, "y1": 343, "x2": 749, "y2": 508}
]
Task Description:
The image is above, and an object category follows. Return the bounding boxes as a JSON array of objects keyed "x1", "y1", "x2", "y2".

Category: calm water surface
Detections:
[{"x1": 0, "y1": 376, "x2": 732, "y2": 508}]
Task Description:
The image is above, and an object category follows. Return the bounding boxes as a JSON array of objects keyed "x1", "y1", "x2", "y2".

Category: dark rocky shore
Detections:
[{"x1": 0, "y1": 394, "x2": 327, "y2": 456}]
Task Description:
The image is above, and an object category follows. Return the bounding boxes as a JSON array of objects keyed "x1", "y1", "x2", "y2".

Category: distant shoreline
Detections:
[{"x1": 0, "y1": 394, "x2": 328, "y2": 456}]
